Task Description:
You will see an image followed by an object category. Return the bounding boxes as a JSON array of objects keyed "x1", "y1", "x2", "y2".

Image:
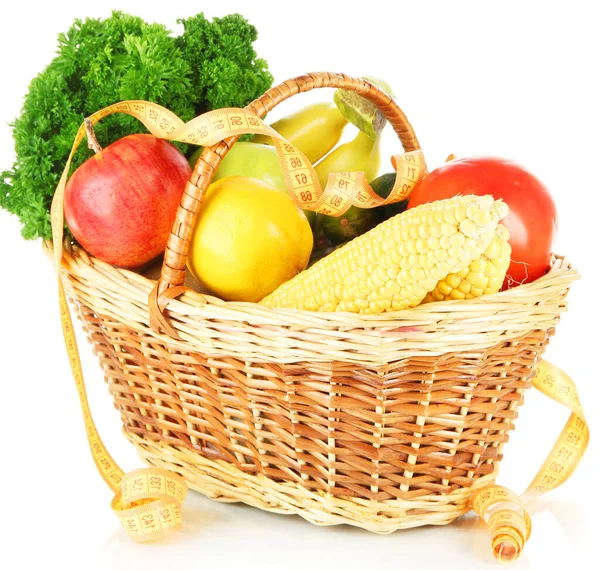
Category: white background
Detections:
[{"x1": 1, "y1": 1, "x2": 599, "y2": 569}]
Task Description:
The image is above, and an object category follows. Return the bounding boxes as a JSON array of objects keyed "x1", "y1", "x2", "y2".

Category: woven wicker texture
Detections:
[
  {"x1": 45, "y1": 72, "x2": 579, "y2": 530},
  {"x1": 129, "y1": 433, "x2": 499, "y2": 532},
  {"x1": 45, "y1": 239, "x2": 577, "y2": 529}
]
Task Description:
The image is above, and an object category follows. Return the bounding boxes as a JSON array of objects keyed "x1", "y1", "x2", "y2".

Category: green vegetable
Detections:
[
  {"x1": 0, "y1": 11, "x2": 273, "y2": 240},
  {"x1": 320, "y1": 204, "x2": 380, "y2": 246},
  {"x1": 318, "y1": 172, "x2": 408, "y2": 247},
  {"x1": 369, "y1": 172, "x2": 408, "y2": 220},
  {"x1": 308, "y1": 242, "x2": 344, "y2": 267}
]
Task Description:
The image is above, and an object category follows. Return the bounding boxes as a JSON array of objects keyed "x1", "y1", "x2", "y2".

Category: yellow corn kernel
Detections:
[
  {"x1": 422, "y1": 224, "x2": 511, "y2": 304},
  {"x1": 260, "y1": 195, "x2": 508, "y2": 313}
]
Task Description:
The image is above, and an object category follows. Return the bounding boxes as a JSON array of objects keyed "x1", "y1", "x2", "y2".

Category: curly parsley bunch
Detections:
[{"x1": 1, "y1": 11, "x2": 273, "y2": 240}]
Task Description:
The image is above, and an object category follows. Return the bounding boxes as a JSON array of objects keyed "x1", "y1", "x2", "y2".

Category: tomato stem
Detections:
[{"x1": 84, "y1": 118, "x2": 103, "y2": 154}]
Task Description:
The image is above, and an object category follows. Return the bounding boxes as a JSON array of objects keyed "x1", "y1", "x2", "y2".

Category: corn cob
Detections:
[
  {"x1": 260, "y1": 195, "x2": 508, "y2": 314},
  {"x1": 421, "y1": 224, "x2": 511, "y2": 303}
]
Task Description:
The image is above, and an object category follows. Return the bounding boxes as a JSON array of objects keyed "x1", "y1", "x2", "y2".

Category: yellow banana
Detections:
[
  {"x1": 313, "y1": 129, "x2": 382, "y2": 245},
  {"x1": 255, "y1": 102, "x2": 347, "y2": 164},
  {"x1": 314, "y1": 130, "x2": 381, "y2": 187}
]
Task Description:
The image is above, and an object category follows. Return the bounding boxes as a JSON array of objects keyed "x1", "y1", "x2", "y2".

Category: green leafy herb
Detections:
[{"x1": 0, "y1": 11, "x2": 273, "y2": 240}]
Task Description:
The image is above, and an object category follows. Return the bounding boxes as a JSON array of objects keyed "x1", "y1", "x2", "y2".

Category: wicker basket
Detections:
[{"x1": 46, "y1": 72, "x2": 578, "y2": 533}]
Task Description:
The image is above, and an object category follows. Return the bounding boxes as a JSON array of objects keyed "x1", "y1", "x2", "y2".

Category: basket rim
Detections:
[
  {"x1": 47, "y1": 240, "x2": 578, "y2": 326},
  {"x1": 185, "y1": 250, "x2": 571, "y2": 316},
  {"x1": 46, "y1": 240, "x2": 579, "y2": 364}
]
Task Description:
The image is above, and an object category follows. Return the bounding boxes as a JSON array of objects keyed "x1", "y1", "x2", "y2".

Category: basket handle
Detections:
[{"x1": 149, "y1": 72, "x2": 421, "y2": 331}]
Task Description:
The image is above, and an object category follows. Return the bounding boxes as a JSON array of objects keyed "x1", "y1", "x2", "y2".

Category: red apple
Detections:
[{"x1": 64, "y1": 133, "x2": 191, "y2": 268}]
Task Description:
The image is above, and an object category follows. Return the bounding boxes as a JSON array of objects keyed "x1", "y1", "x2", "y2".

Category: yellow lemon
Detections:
[{"x1": 187, "y1": 177, "x2": 313, "y2": 302}]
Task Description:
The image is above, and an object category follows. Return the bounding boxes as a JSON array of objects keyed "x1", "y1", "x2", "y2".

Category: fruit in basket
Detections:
[
  {"x1": 188, "y1": 142, "x2": 285, "y2": 191},
  {"x1": 315, "y1": 130, "x2": 382, "y2": 245},
  {"x1": 261, "y1": 195, "x2": 508, "y2": 313},
  {"x1": 407, "y1": 156, "x2": 557, "y2": 287},
  {"x1": 188, "y1": 141, "x2": 317, "y2": 229},
  {"x1": 422, "y1": 224, "x2": 511, "y2": 303},
  {"x1": 315, "y1": 131, "x2": 381, "y2": 188},
  {"x1": 253, "y1": 102, "x2": 348, "y2": 164},
  {"x1": 187, "y1": 177, "x2": 313, "y2": 302},
  {"x1": 64, "y1": 133, "x2": 191, "y2": 269}
]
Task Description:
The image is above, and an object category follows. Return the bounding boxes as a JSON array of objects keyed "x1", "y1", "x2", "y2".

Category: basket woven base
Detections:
[{"x1": 128, "y1": 431, "x2": 498, "y2": 533}]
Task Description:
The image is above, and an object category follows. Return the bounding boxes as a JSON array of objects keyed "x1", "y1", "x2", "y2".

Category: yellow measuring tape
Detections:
[
  {"x1": 50, "y1": 100, "x2": 588, "y2": 556},
  {"x1": 58, "y1": 280, "x2": 187, "y2": 541},
  {"x1": 471, "y1": 360, "x2": 589, "y2": 561}
]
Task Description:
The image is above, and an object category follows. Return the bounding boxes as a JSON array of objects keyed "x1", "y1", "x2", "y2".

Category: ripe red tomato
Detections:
[{"x1": 407, "y1": 156, "x2": 557, "y2": 288}]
